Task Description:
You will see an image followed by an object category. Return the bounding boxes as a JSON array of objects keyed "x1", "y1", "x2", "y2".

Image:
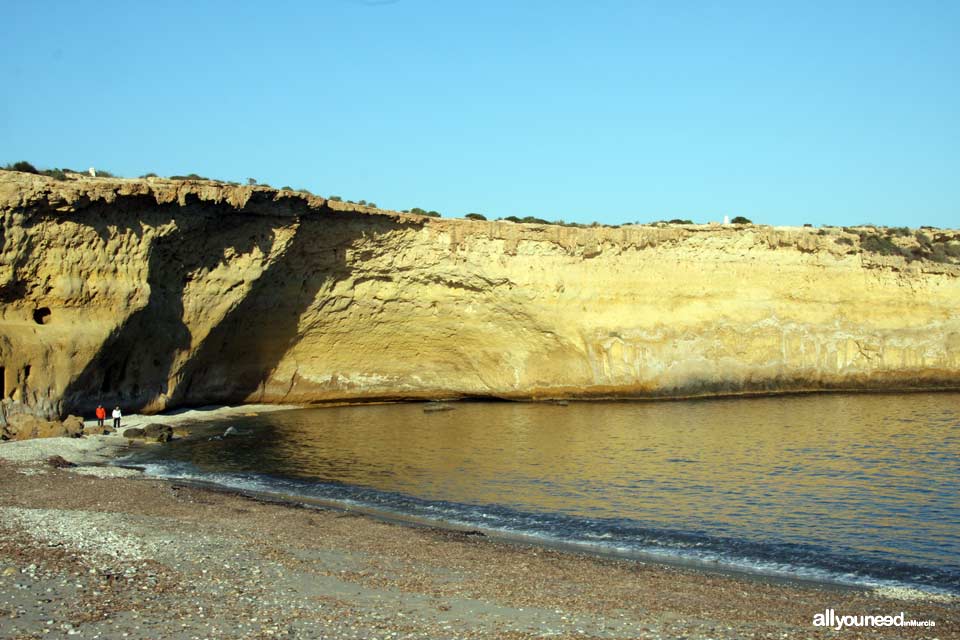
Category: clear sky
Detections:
[{"x1": 3, "y1": 1, "x2": 958, "y2": 227}]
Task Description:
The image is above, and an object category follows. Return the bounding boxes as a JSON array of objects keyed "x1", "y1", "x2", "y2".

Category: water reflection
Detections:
[{"x1": 145, "y1": 393, "x2": 960, "y2": 584}]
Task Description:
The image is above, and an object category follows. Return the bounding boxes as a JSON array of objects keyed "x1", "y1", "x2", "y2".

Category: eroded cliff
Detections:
[{"x1": 2, "y1": 171, "x2": 959, "y2": 423}]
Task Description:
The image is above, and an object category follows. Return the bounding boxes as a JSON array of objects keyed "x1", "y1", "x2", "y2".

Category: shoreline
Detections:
[
  {"x1": 1, "y1": 403, "x2": 957, "y2": 638},
  {"x1": 145, "y1": 474, "x2": 927, "y2": 601}
]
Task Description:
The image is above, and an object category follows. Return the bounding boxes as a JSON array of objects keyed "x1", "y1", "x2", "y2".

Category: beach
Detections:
[{"x1": 0, "y1": 409, "x2": 956, "y2": 639}]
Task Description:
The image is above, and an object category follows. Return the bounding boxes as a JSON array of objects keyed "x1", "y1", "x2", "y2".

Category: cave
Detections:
[
  {"x1": 33, "y1": 307, "x2": 52, "y2": 325},
  {"x1": 0, "y1": 366, "x2": 5, "y2": 398}
]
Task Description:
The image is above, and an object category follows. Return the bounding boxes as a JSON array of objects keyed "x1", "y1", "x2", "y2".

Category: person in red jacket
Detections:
[{"x1": 95, "y1": 405, "x2": 106, "y2": 427}]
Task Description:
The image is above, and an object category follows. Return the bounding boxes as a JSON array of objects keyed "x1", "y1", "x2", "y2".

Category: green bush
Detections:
[
  {"x1": 41, "y1": 168, "x2": 67, "y2": 181},
  {"x1": 96, "y1": 169, "x2": 116, "y2": 178},
  {"x1": 520, "y1": 216, "x2": 550, "y2": 224},
  {"x1": 465, "y1": 213, "x2": 487, "y2": 221},
  {"x1": 731, "y1": 216, "x2": 752, "y2": 224},
  {"x1": 944, "y1": 242, "x2": 960, "y2": 258},
  {"x1": 280, "y1": 185, "x2": 293, "y2": 191},
  {"x1": 140, "y1": 172, "x2": 158, "y2": 178},
  {"x1": 425, "y1": 210, "x2": 442, "y2": 218},
  {"x1": 3, "y1": 161, "x2": 39, "y2": 174},
  {"x1": 886, "y1": 226, "x2": 911, "y2": 237},
  {"x1": 929, "y1": 244, "x2": 951, "y2": 263},
  {"x1": 170, "y1": 173, "x2": 210, "y2": 181},
  {"x1": 247, "y1": 178, "x2": 257, "y2": 186},
  {"x1": 836, "y1": 236, "x2": 854, "y2": 246},
  {"x1": 859, "y1": 233, "x2": 903, "y2": 256},
  {"x1": 329, "y1": 195, "x2": 342, "y2": 202},
  {"x1": 357, "y1": 200, "x2": 367, "y2": 206},
  {"x1": 501, "y1": 216, "x2": 521, "y2": 222},
  {"x1": 915, "y1": 232, "x2": 932, "y2": 248},
  {"x1": 668, "y1": 218, "x2": 693, "y2": 224},
  {"x1": 368, "y1": 202, "x2": 377, "y2": 208}
]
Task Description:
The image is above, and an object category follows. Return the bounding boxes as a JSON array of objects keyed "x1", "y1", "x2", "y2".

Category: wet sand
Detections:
[{"x1": 0, "y1": 409, "x2": 956, "y2": 639}]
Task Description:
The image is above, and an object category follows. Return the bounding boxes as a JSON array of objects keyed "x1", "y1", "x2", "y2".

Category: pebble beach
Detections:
[{"x1": 0, "y1": 408, "x2": 956, "y2": 639}]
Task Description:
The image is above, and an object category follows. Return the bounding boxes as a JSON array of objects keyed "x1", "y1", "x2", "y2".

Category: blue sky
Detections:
[{"x1": 3, "y1": 1, "x2": 958, "y2": 227}]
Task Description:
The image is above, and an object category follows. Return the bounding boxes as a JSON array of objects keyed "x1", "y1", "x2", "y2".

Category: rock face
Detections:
[{"x1": 1, "y1": 171, "x2": 959, "y2": 422}]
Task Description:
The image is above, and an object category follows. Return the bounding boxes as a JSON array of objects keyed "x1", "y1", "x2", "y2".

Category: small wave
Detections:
[{"x1": 119, "y1": 456, "x2": 960, "y2": 598}]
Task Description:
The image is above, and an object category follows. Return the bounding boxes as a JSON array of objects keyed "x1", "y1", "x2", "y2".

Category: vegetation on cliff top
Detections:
[{"x1": 3, "y1": 162, "x2": 958, "y2": 264}]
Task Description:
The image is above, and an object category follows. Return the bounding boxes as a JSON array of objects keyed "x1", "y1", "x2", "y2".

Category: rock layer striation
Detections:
[{"x1": 2, "y1": 172, "x2": 959, "y2": 422}]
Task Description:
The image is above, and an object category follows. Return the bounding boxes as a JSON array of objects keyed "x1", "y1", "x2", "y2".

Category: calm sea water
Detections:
[{"x1": 122, "y1": 393, "x2": 960, "y2": 594}]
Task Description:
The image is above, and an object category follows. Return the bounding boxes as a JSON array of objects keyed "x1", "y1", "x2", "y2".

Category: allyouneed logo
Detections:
[{"x1": 813, "y1": 609, "x2": 936, "y2": 630}]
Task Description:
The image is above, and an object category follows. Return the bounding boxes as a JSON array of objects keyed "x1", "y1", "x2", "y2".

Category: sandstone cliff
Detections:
[{"x1": 2, "y1": 171, "x2": 959, "y2": 424}]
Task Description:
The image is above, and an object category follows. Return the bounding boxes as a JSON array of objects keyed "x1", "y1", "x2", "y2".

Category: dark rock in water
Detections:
[
  {"x1": 423, "y1": 404, "x2": 455, "y2": 413},
  {"x1": 143, "y1": 424, "x2": 173, "y2": 442},
  {"x1": 46, "y1": 455, "x2": 76, "y2": 468},
  {"x1": 224, "y1": 426, "x2": 238, "y2": 437},
  {"x1": 125, "y1": 424, "x2": 173, "y2": 443}
]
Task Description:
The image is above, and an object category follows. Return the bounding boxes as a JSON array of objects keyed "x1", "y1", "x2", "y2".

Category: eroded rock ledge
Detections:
[{"x1": 1, "y1": 171, "x2": 959, "y2": 423}]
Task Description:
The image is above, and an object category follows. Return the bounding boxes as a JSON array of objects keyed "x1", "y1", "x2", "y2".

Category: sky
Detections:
[{"x1": 2, "y1": 1, "x2": 958, "y2": 227}]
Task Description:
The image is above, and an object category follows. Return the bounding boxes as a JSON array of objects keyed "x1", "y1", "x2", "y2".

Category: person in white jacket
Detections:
[{"x1": 112, "y1": 406, "x2": 122, "y2": 430}]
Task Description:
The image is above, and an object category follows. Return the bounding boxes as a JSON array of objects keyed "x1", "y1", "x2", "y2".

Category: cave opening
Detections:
[
  {"x1": 0, "y1": 366, "x2": 5, "y2": 398},
  {"x1": 33, "y1": 307, "x2": 51, "y2": 325}
]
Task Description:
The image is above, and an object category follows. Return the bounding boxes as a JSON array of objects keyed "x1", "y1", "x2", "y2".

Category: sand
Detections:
[{"x1": 0, "y1": 405, "x2": 956, "y2": 639}]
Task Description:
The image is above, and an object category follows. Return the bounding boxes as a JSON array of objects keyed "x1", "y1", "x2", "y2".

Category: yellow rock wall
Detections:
[{"x1": 1, "y1": 172, "x2": 958, "y2": 421}]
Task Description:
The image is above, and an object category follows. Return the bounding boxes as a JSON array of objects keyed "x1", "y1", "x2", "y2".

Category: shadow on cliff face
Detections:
[
  {"x1": 59, "y1": 202, "x2": 280, "y2": 415},
  {"x1": 169, "y1": 212, "x2": 377, "y2": 407},
  {"x1": 62, "y1": 208, "x2": 416, "y2": 415}
]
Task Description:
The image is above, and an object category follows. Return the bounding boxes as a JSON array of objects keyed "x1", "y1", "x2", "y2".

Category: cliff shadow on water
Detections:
[{"x1": 61, "y1": 205, "x2": 419, "y2": 416}]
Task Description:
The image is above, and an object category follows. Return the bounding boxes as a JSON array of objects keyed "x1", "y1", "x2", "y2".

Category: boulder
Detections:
[
  {"x1": 124, "y1": 424, "x2": 173, "y2": 443},
  {"x1": 84, "y1": 425, "x2": 112, "y2": 436},
  {"x1": 1, "y1": 414, "x2": 71, "y2": 441},
  {"x1": 143, "y1": 423, "x2": 173, "y2": 442},
  {"x1": 62, "y1": 415, "x2": 84, "y2": 438}
]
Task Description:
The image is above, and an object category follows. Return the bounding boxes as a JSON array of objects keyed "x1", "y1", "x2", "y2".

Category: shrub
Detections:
[
  {"x1": 280, "y1": 185, "x2": 293, "y2": 191},
  {"x1": 357, "y1": 200, "x2": 367, "y2": 206},
  {"x1": 40, "y1": 168, "x2": 67, "y2": 181},
  {"x1": 929, "y1": 244, "x2": 950, "y2": 263},
  {"x1": 915, "y1": 232, "x2": 932, "y2": 248},
  {"x1": 803, "y1": 223, "x2": 813, "y2": 228},
  {"x1": 425, "y1": 210, "x2": 442, "y2": 218},
  {"x1": 329, "y1": 195, "x2": 342, "y2": 202},
  {"x1": 859, "y1": 233, "x2": 903, "y2": 256},
  {"x1": 886, "y1": 226, "x2": 910, "y2": 237},
  {"x1": 171, "y1": 173, "x2": 209, "y2": 181},
  {"x1": 668, "y1": 218, "x2": 693, "y2": 224},
  {"x1": 465, "y1": 213, "x2": 487, "y2": 221},
  {"x1": 368, "y1": 202, "x2": 377, "y2": 208},
  {"x1": 836, "y1": 236, "x2": 854, "y2": 246},
  {"x1": 731, "y1": 216, "x2": 752, "y2": 224},
  {"x1": 520, "y1": 216, "x2": 549, "y2": 224},
  {"x1": 3, "y1": 161, "x2": 39, "y2": 174},
  {"x1": 944, "y1": 242, "x2": 960, "y2": 258},
  {"x1": 410, "y1": 207, "x2": 426, "y2": 215},
  {"x1": 501, "y1": 216, "x2": 521, "y2": 222},
  {"x1": 140, "y1": 172, "x2": 158, "y2": 178},
  {"x1": 96, "y1": 169, "x2": 116, "y2": 178},
  {"x1": 247, "y1": 178, "x2": 257, "y2": 185}
]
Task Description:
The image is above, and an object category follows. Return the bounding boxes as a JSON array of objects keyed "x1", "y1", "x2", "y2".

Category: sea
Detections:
[{"x1": 118, "y1": 392, "x2": 960, "y2": 596}]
